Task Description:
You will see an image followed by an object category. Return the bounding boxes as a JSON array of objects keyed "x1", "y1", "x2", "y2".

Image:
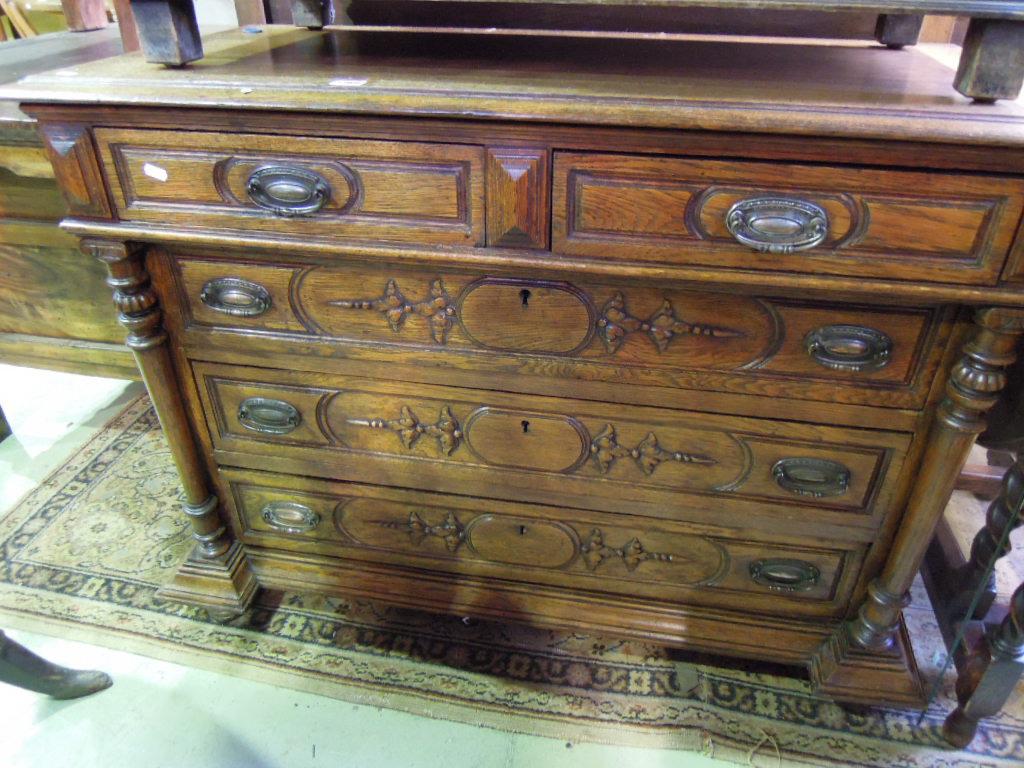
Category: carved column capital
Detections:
[
  {"x1": 83, "y1": 239, "x2": 167, "y2": 352},
  {"x1": 939, "y1": 308, "x2": 1024, "y2": 435}
]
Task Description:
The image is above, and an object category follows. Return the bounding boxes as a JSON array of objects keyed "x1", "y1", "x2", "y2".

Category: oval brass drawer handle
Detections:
[
  {"x1": 261, "y1": 501, "x2": 320, "y2": 534},
  {"x1": 246, "y1": 165, "x2": 331, "y2": 216},
  {"x1": 749, "y1": 558, "x2": 821, "y2": 592},
  {"x1": 725, "y1": 197, "x2": 828, "y2": 254},
  {"x1": 237, "y1": 397, "x2": 301, "y2": 435},
  {"x1": 200, "y1": 277, "x2": 271, "y2": 317},
  {"x1": 804, "y1": 324, "x2": 892, "y2": 372},
  {"x1": 772, "y1": 457, "x2": 850, "y2": 498}
]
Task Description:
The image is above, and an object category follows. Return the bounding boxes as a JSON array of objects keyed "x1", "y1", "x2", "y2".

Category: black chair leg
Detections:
[{"x1": 0, "y1": 629, "x2": 112, "y2": 700}]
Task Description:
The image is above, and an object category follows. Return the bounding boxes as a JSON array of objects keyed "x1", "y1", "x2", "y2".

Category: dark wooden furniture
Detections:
[
  {"x1": 8, "y1": 26, "x2": 1024, "y2": 709},
  {"x1": 123, "y1": 0, "x2": 1024, "y2": 102},
  {"x1": 0, "y1": 629, "x2": 111, "y2": 699},
  {"x1": 925, "y1": 357, "x2": 1024, "y2": 746},
  {"x1": 0, "y1": 28, "x2": 137, "y2": 379}
]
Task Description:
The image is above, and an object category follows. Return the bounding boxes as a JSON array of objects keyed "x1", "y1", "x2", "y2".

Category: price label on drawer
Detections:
[{"x1": 142, "y1": 162, "x2": 168, "y2": 182}]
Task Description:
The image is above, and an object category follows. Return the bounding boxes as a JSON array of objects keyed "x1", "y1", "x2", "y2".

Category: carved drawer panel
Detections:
[
  {"x1": 221, "y1": 468, "x2": 863, "y2": 617},
  {"x1": 194, "y1": 362, "x2": 911, "y2": 533},
  {"x1": 172, "y1": 254, "x2": 948, "y2": 409},
  {"x1": 552, "y1": 152, "x2": 1024, "y2": 285},
  {"x1": 94, "y1": 128, "x2": 484, "y2": 247}
]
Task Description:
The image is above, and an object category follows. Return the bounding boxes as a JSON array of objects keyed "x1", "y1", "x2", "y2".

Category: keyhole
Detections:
[
  {"x1": 521, "y1": 420, "x2": 530, "y2": 433},
  {"x1": 520, "y1": 289, "x2": 531, "y2": 308},
  {"x1": 518, "y1": 525, "x2": 528, "y2": 536}
]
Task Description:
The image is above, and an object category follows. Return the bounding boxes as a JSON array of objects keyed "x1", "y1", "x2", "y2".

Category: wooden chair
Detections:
[
  {"x1": 924, "y1": 354, "x2": 1024, "y2": 747},
  {"x1": 0, "y1": 630, "x2": 111, "y2": 699}
]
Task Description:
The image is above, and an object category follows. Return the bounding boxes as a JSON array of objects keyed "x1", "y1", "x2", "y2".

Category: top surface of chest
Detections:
[{"x1": 7, "y1": 26, "x2": 1024, "y2": 146}]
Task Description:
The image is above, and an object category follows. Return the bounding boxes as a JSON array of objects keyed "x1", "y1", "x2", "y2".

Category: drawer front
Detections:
[
  {"x1": 94, "y1": 128, "x2": 485, "y2": 247},
  {"x1": 222, "y1": 469, "x2": 862, "y2": 617},
  {"x1": 195, "y1": 362, "x2": 911, "y2": 530},
  {"x1": 553, "y1": 152, "x2": 1024, "y2": 285},
  {"x1": 174, "y1": 254, "x2": 947, "y2": 409}
]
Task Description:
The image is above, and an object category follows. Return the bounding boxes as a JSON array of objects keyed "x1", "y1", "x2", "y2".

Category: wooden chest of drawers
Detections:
[{"x1": 10, "y1": 26, "x2": 1024, "y2": 708}]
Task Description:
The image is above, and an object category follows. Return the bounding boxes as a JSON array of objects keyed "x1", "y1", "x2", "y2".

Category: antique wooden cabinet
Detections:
[{"x1": 8, "y1": 26, "x2": 1024, "y2": 707}]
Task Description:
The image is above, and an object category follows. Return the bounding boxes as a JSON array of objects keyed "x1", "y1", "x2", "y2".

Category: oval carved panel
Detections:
[
  {"x1": 458, "y1": 278, "x2": 595, "y2": 355},
  {"x1": 332, "y1": 498, "x2": 727, "y2": 585},
  {"x1": 465, "y1": 515, "x2": 578, "y2": 568},
  {"x1": 464, "y1": 408, "x2": 589, "y2": 473}
]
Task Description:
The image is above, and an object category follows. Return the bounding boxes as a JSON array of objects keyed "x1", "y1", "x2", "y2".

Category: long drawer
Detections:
[
  {"x1": 94, "y1": 128, "x2": 485, "y2": 247},
  {"x1": 172, "y1": 253, "x2": 949, "y2": 409},
  {"x1": 220, "y1": 468, "x2": 864, "y2": 619},
  {"x1": 552, "y1": 152, "x2": 1024, "y2": 285},
  {"x1": 193, "y1": 361, "x2": 911, "y2": 534}
]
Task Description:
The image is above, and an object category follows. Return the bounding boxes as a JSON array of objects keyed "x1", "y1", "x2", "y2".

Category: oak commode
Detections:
[{"x1": 7, "y1": 25, "x2": 1024, "y2": 708}]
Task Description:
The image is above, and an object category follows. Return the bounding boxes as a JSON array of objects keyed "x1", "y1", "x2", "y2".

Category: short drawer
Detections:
[
  {"x1": 552, "y1": 152, "x2": 1024, "y2": 285},
  {"x1": 173, "y1": 253, "x2": 949, "y2": 409},
  {"x1": 221, "y1": 468, "x2": 864, "y2": 618},
  {"x1": 194, "y1": 361, "x2": 911, "y2": 533},
  {"x1": 94, "y1": 128, "x2": 484, "y2": 247}
]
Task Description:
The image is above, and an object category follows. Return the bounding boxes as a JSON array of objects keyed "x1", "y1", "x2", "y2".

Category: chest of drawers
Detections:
[{"x1": 9, "y1": 26, "x2": 1024, "y2": 708}]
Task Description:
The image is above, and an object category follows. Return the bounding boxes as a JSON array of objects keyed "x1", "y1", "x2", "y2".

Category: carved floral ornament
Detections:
[
  {"x1": 329, "y1": 278, "x2": 744, "y2": 354},
  {"x1": 347, "y1": 404, "x2": 716, "y2": 477},
  {"x1": 373, "y1": 509, "x2": 675, "y2": 573}
]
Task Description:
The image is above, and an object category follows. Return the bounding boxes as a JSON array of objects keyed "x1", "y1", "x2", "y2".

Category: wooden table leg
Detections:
[
  {"x1": 955, "y1": 18, "x2": 1024, "y2": 102},
  {"x1": 948, "y1": 450, "x2": 1024, "y2": 621},
  {"x1": 128, "y1": 0, "x2": 202, "y2": 66},
  {"x1": 875, "y1": 14, "x2": 923, "y2": 48},
  {"x1": 0, "y1": 403, "x2": 9, "y2": 443},
  {"x1": 290, "y1": 0, "x2": 325, "y2": 29},
  {"x1": 0, "y1": 630, "x2": 111, "y2": 699},
  {"x1": 944, "y1": 581, "x2": 1024, "y2": 747}
]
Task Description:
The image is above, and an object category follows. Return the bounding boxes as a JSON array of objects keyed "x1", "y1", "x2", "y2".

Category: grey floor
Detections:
[{"x1": 0, "y1": 364, "x2": 723, "y2": 768}]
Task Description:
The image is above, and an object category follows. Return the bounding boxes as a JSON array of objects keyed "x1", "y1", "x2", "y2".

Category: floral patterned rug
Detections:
[{"x1": 0, "y1": 394, "x2": 1021, "y2": 767}]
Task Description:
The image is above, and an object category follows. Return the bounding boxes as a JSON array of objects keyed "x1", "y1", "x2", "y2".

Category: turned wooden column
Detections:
[
  {"x1": 85, "y1": 238, "x2": 257, "y2": 619},
  {"x1": 849, "y1": 307, "x2": 1024, "y2": 651},
  {"x1": 87, "y1": 238, "x2": 229, "y2": 557}
]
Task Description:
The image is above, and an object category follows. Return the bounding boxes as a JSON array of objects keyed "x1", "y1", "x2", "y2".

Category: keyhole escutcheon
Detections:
[
  {"x1": 520, "y1": 288, "x2": 531, "y2": 308},
  {"x1": 518, "y1": 525, "x2": 528, "y2": 536},
  {"x1": 521, "y1": 420, "x2": 530, "y2": 433}
]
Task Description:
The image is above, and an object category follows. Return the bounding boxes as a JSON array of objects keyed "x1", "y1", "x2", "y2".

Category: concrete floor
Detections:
[{"x1": 0, "y1": 364, "x2": 722, "y2": 768}]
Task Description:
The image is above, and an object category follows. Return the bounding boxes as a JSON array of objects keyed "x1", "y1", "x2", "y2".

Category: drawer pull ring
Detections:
[
  {"x1": 200, "y1": 277, "x2": 271, "y2": 317},
  {"x1": 772, "y1": 457, "x2": 850, "y2": 498},
  {"x1": 749, "y1": 558, "x2": 820, "y2": 592},
  {"x1": 804, "y1": 325, "x2": 893, "y2": 372},
  {"x1": 725, "y1": 197, "x2": 828, "y2": 254},
  {"x1": 246, "y1": 166, "x2": 331, "y2": 216},
  {"x1": 261, "y1": 501, "x2": 320, "y2": 534},
  {"x1": 237, "y1": 397, "x2": 301, "y2": 435}
]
